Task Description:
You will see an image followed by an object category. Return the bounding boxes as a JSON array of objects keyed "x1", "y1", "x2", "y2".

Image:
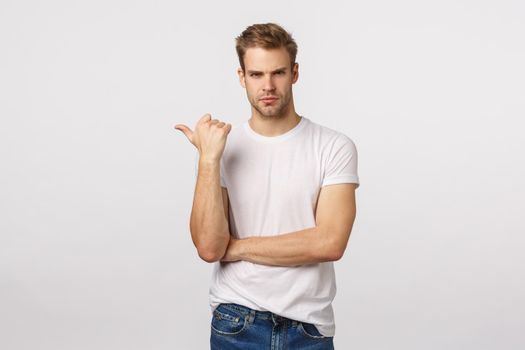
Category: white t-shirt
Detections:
[{"x1": 198, "y1": 116, "x2": 359, "y2": 337}]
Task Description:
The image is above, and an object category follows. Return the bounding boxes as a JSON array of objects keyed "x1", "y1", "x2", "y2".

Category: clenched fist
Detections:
[{"x1": 174, "y1": 113, "x2": 232, "y2": 162}]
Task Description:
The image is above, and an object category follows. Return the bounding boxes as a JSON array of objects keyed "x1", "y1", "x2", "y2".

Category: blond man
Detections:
[{"x1": 176, "y1": 23, "x2": 359, "y2": 350}]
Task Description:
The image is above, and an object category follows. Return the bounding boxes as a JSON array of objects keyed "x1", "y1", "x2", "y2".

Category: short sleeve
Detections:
[
  {"x1": 321, "y1": 135, "x2": 360, "y2": 188},
  {"x1": 193, "y1": 151, "x2": 227, "y2": 188}
]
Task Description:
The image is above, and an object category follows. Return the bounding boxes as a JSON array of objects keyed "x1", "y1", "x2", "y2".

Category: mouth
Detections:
[{"x1": 259, "y1": 96, "x2": 279, "y2": 104}]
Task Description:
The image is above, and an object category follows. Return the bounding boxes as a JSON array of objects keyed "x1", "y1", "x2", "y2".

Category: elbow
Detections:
[
  {"x1": 329, "y1": 249, "x2": 345, "y2": 262},
  {"x1": 190, "y1": 226, "x2": 230, "y2": 263},
  {"x1": 318, "y1": 246, "x2": 344, "y2": 263},
  {"x1": 198, "y1": 247, "x2": 225, "y2": 263},
  {"x1": 326, "y1": 225, "x2": 353, "y2": 262},
  {"x1": 322, "y1": 246, "x2": 344, "y2": 262},
  {"x1": 323, "y1": 236, "x2": 348, "y2": 262},
  {"x1": 195, "y1": 236, "x2": 229, "y2": 263}
]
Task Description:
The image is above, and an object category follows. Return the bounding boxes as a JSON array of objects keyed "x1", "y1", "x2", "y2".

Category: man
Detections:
[{"x1": 175, "y1": 23, "x2": 359, "y2": 350}]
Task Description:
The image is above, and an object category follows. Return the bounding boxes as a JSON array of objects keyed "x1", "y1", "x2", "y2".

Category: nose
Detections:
[{"x1": 262, "y1": 75, "x2": 276, "y2": 92}]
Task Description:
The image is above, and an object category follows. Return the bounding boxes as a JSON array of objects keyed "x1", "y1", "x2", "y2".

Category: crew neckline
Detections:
[{"x1": 243, "y1": 116, "x2": 308, "y2": 143}]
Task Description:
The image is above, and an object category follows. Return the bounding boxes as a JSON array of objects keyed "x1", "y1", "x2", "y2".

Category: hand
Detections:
[
  {"x1": 174, "y1": 113, "x2": 232, "y2": 161},
  {"x1": 221, "y1": 237, "x2": 242, "y2": 262}
]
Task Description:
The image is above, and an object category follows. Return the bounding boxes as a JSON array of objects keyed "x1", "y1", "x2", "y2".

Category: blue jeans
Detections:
[{"x1": 210, "y1": 303, "x2": 335, "y2": 350}]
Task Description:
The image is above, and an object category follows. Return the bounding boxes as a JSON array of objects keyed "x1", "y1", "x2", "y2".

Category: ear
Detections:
[
  {"x1": 237, "y1": 67, "x2": 246, "y2": 88},
  {"x1": 292, "y1": 62, "x2": 299, "y2": 84}
]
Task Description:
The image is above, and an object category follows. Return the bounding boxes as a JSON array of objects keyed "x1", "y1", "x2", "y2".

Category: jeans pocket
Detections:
[
  {"x1": 298, "y1": 321, "x2": 332, "y2": 340},
  {"x1": 211, "y1": 304, "x2": 248, "y2": 336}
]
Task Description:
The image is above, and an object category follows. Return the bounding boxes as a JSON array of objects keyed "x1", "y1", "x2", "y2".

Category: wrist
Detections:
[
  {"x1": 233, "y1": 238, "x2": 244, "y2": 260},
  {"x1": 199, "y1": 155, "x2": 221, "y2": 165},
  {"x1": 225, "y1": 237, "x2": 244, "y2": 262}
]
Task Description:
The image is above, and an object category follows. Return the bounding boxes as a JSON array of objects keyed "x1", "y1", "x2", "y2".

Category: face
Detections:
[{"x1": 238, "y1": 47, "x2": 299, "y2": 119}]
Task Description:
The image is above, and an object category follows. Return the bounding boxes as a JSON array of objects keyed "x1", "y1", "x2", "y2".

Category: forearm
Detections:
[
  {"x1": 190, "y1": 157, "x2": 229, "y2": 262},
  {"x1": 224, "y1": 226, "x2": 339, "y2": 267}
]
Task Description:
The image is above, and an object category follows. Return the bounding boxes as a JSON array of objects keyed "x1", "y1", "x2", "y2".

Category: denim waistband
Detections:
[{"x1": 218, "y1": 303, "x2": 299, "y2": 326}]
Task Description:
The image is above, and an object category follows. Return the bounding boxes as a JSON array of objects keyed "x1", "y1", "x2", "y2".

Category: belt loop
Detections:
[
  {"x1": 247, "y1": 309, "x2": 256, "y2": 324},
  {"x1": 271, "y1": 313, "x2": 282, "y2": 326}
]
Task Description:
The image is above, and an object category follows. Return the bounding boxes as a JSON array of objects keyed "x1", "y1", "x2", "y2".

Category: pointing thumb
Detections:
[{"x1": 174, "y1": 124, "x2": 193, "y2": 141}]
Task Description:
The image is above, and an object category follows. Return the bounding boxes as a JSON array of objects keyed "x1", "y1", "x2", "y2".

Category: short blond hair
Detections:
[{"x1": 235, "y1": 23, "x2": 298, "y2": 72}]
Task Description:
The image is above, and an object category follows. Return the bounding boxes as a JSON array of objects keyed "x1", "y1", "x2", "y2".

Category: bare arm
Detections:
[
  {"x1": 175, "y1": 113, "x2": 232, "y2": 263},
  {"x1": 190, "y1": 159, "x2": 230, "y2": 262},
  {"x1": 221, "y1": 183, "x2": 357, "y2": 266}
]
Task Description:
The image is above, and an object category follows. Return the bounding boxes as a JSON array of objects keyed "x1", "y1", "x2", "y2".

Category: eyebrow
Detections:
[{"x1": 247, "y1": 67, "x2": 288, "y2": 74}]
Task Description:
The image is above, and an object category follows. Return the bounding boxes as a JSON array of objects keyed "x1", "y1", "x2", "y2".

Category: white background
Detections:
[{"x1": 1, "y1": 1, "x2": 524, "y2": 349}]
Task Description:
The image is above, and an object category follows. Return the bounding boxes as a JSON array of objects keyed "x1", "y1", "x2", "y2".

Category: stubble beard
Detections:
[{"x1": 250, "y1": 91, "x2": 291, "y2": 120}]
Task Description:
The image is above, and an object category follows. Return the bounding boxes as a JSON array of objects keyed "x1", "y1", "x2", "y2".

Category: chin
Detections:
[{"x1": 263, "y1": 112, "x2": 286, "y2": 119}]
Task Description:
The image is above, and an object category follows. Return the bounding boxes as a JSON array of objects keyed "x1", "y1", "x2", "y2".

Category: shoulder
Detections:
[{"x1": 305, "y1": 118, "x2": 357, "y2": 150}]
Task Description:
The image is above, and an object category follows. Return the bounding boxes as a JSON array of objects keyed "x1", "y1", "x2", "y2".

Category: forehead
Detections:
[{"x1": 243, "y1": 47, "x2": 291, "y2": 71}]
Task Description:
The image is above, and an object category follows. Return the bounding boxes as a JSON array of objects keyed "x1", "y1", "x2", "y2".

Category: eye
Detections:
[{"x1": 250, "y1": 73, "x2": 261, "y2": 77}]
